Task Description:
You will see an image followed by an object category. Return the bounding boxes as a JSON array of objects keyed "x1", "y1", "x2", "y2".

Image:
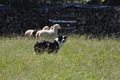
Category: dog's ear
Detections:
[
  {"x1": 58, "y1": 35, "x2": 62, "y2": 38},
  {"x1": 58, "y1": 35, "x2": 62, "y2": 41},
  {"x1": 64, "y1": 36, "x2": 67, "y2": 39}
]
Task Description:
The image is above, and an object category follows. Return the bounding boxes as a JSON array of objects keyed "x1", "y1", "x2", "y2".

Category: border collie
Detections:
[{"x1": 34, "y1": 35, "x2": 67, "y2": 54}]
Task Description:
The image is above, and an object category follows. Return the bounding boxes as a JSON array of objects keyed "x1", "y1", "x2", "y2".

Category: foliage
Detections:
[
  {"x1": 87, "y1": 0, "x2": 102, "y2": 5},
  {"x1": 0, "y1": 35, "x2": 120, "y2": 80},
  {"x1": 0, "y1": 0, "x2": 40, "y2": 8},
  {"x1": 0, "y1": 0, "x2": 102, "y2": 7}
]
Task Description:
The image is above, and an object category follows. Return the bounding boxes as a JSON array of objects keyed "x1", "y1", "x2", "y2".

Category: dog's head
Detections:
[{"x1": 58, "y1": 35, "x2": 67, "y2": 43}]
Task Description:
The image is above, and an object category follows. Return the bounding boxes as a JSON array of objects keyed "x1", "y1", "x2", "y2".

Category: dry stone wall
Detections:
[
  {"x1": 0, "y1": 6, "x2": 120, "y2": 37},
  {"x1": 76, "y1": 7, "x2": 120, "y2": 36},
  {"x1": 49, "y1": 7, "x2": 120, "y2": 37},
  {"x1": 0, "y1": 8, "x2": 49, "y2": 35}
]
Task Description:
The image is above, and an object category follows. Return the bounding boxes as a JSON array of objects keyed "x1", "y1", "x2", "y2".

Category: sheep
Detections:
[
  {"x1": 30, "y1": 29, "x2": 39, "y2": 37},
  {"x1": 36, "y1": 26, "x2": 49, "y2": 38},
  {"x1": 37, "y1": 24, "x2": 61, "y2": 40},
  {"x1": 25, "y1": 26, "x2": 49, "y2": 37},
  {"x1": 25, "y1": 29, "x2": 34, "y2": 37}
]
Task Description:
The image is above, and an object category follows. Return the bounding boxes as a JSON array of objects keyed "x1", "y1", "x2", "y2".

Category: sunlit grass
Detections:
[{"x1": 0, "y1": 35, "x2": 120, "y2": 80}]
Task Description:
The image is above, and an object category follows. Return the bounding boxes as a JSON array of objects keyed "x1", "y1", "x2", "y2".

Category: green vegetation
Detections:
[
  {"x1": 0, "y1": 0, "x2": 102, "y2": 7},
  {"x1": 87, "y1": 0, "x2": 102, "y2": 5},
  {"x1": 0, "y1": 35, "x2": 120, "y2": 80}
]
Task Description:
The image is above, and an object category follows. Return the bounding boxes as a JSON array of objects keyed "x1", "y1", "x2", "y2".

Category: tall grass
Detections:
[{"x1": 0, "y1": 35, "x2": 120, "y2": 80}]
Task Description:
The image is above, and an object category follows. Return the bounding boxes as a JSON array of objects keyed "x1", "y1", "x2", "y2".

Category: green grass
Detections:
[{"x1": 0, "y1": 35, "x2": 120, "y2": 80}]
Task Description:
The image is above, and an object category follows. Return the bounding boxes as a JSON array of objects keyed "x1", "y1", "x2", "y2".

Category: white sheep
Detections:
[
  {"x1": 36, "y1": 26, "x2": 49, "y2": 38},
  {"x1": 25, "y1": 29, "x2": 34, "y2": 37},
  {"x1": 37, "y1": 24, "x2": 61, "y2": 40},
  {"x1": 25, "y1": 26, "x2": 49, "y2": 37}
]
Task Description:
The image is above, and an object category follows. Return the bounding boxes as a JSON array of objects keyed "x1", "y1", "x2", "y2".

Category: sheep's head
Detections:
[
  {"x1": 54, "y1": 24, "x2": 61, "y2": 29},
  {"x1": 42, "y1": 26, "x2": 49, "y2": 30}
]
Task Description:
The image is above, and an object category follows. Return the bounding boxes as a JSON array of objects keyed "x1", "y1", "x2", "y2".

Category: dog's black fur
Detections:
[{"x1": 34, "y1": 35, "x2": 67, "y2": 54}]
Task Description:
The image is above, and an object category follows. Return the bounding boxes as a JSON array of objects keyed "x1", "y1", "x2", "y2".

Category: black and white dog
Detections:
[{"x1": 34, "y1": 35, "x2": 67, "y2": 54}]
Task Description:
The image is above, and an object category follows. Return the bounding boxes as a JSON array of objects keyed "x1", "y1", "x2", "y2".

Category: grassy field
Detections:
[{"x1": 0, "y1": 35, "x2": 120, "y2": 80}]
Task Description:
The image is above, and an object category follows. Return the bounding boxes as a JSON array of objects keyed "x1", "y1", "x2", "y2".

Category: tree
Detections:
[
  {"x1": 0, "y1": 0, "x2": 40, "y2": 8},
  {"x1": 87, "y1": 0, "x2": 102, "y2": 5},
  {"x1": 102, "y1": 0, "x2": 120, "y2": 6},
  {"x1": 0, "y1": 0, "x2": 102, "y2": 8}
]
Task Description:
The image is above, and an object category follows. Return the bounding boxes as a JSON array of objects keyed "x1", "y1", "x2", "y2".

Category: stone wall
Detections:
[
  {"x1": 76, "y1": 7, "x2": 120, "y2": 36},
  {"x1": 0, "y1": 8, "x2": 49, "y2": 35},
  {"x1": 0, "y1": 6, "x2": 120, "y2": 37},
  {"x1": 49, "y1": 7, "x2": 120, "y2": 36}
]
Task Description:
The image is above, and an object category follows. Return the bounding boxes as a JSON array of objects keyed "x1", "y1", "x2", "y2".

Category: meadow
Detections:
[{"x1": 0, "y1": 35, "x2": 120, "y2": 80}]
